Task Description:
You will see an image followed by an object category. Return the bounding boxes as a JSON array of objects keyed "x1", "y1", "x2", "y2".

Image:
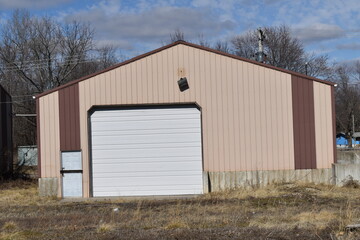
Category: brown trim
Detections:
[
  {"x1": 292, "y1": 75, "x2": 317, "y2": 169},
  {"x1": 36, "y1": 41, "x2": 336, "y2": 99},
  {"x1": 331, "y1": 86, "x2": 337, "y2": 163},
  {"x1": 36, "y1": 98, "x2": 41, "y2": 177},
  {"x1": 59, "y1": 83, "x2": 81, "y2": 151}
]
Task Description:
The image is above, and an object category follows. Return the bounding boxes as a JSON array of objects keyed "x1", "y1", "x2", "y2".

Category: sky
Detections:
[{"x1": 0, "y1": 0, "x2": 359, "y2": 63}]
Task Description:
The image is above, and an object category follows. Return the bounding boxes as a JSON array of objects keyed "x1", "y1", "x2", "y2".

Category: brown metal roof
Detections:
[{"x1": 36, "y1": 40, "x2": 336, "y2": 98}]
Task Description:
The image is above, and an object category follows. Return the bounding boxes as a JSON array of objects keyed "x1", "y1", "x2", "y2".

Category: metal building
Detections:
[
  {"x1": 36, "y1": 41, "x2": 336, "y2": 198},
  {"x1": 0, "y1": 86, "x2": 12, "y2": 178}
]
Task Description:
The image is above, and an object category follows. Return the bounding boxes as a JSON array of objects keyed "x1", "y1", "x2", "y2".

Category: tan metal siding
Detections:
[
  {"x1": 39, "y1": 92, "x2": 61, "y2": 194},
  {"x1": 314, "y1": 82, "x2": 334, "y2": 168},
  {"x1": 77, "y1": 44, "x2": 296, "y2": 196},
  {"x1": 59, "y1": 83, "x2": 80, "y2": 151}
]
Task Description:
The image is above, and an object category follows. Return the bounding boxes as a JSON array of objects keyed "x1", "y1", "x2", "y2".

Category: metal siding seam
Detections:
[
  {"x1": 302, "y1": 79, "x2": 309, "y2": 168},
  {"x1": 331, "y1": 86, "x2": 337, "y2": 163},
  {"x1": 292, "y1": 76, "x2": 300, "y2": 169},
  {"x1": 309, "y1": 80, "x2": 317, "y2": 169},
  {"x1": 36, "y1": 98, "x2": 41, "y2": 177},
  {"x1": 58, "y1": 90, "x2": 64, "y2": 151}
]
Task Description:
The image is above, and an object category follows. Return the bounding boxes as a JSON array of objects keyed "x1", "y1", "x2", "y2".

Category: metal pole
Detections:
[{"x1": 353, "y1": 114, "x2": 355, "y2": 147}]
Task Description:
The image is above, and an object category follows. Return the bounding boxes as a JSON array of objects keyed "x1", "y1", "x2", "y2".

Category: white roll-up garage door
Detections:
[{"x1": 90, "y1": 106, "x2": 203, "y2": 197}]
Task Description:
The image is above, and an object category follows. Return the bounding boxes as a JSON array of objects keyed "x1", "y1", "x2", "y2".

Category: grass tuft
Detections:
[
  {"x1": 2, "y1": 221, "x2": 18, "y2": 232},
  {"x1": 165, "y1": 220, "x2": 189, "y2": 229},
  {"x1": 96, "y1": 223, "x2": 115, "y2": 233},
  {"x1": 342, "y1": 177, "x2": 360, "y2": 189}
]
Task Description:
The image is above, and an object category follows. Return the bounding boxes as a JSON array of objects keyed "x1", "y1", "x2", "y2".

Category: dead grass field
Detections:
[{"x1": 1, "y1": 180, "x2": 360, "y2": 239}]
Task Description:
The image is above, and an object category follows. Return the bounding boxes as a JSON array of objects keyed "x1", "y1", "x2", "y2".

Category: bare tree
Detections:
[
  {"x1": 333, "y1": 64, "x2": 360, "y2": 147},
  {"x1": 214, "y1": 40, "x2": 230, "y2": 53},
  {"x1": 0, "y1": 10, "x2": 94, "y2": 93},
  {"x1": 67, "y1": 44, "x2": 120, "y2": 81},
  {"x1": 170, "y1": 29, "x2": 185, "y2": 43},
  {"x1": 231, "y1": 30, "x2": 258, "y2": 60},
  {"x1": 95, "y1": 45, "x2": 119, "y2": 69},
  {"x1": 231, "y1": 25, "x2": 330, "y2": 78},
  {"x1": 197, "y1": 34, "x2": 211, "y2": 48},
  {"x1": 0, "y1": 10, "x2": 94, "y2": 155}
]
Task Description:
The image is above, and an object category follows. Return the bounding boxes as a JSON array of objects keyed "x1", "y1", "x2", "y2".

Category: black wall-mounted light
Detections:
[{"x1": 178, "y1": 77, "x2": 189, "y2": 92}]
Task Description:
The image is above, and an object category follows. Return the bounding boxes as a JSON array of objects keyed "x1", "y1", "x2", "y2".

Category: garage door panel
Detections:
[
  {"x1": 91, "y1": 119, "x2": 200, "y2": 132},
  {"x1": 94, "y1": 189, "x2": 202, "y2": 197},
  {"x1": 92, "y1": 156, "x2": 201, "y2": 164},
  {"x1": 93, "y1": 161, "x2": 202, "y2": 173},
  {"x1": 92, "y1": 147, "x2": 202, "y2": 159},
  {"x1": 92, "y1": 142, "x2": 201, "y2": 150},
  {"x1": 92, "y1": 128, "x2": 200, "y2": 137},
  {"x1": 91, "y1": 133, "x2": 201, "y2": 146},
  {"x1": 93, "y1": 175, "x2": 202, "y2": 186},
  {"x1": 91, "y1": 107, "x2": 203, "y2": 197},
  {"x1": 92, "y1": 171, "x2": 202, "y2": 178},
  {"x1": 92, "y1": 115, "x2": 199, "y2": 123}
]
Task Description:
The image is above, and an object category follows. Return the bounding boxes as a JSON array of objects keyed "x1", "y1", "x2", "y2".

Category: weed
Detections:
[
  {"x1": 2, "y1": 221, "x2": 17, "y2": 232},
  {"x1": 164, "y1": 220, "x2": 189, "y2": 229},
  {"x1": 342, "y1": 177, "x2": 360, "y2": 189},
  {"x1": 96, "y1": 223, "x2": 115, "y2": 233}
]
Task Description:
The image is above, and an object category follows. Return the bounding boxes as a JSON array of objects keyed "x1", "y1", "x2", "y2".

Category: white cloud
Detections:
[
  {"x1": 337, "y1": 43, "x2": 360, "y2": 50},
  {"x1": 63, "y1": 4, "x2": 235, "y2": 49},
  {"x1": 0, "y1": 0, "x2": 72, "y2": 9},
  {"x1": 292, "y1": 23, "x2": 345, "y2": 43}
]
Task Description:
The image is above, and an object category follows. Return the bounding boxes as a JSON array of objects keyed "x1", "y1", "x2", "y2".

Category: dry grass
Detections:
[
  {"x1": 1, "y1": 180, "x2": 360, "y2": 239},
  {"x1": 96, "y1": 222, "x2": 115, "y2": 233}
]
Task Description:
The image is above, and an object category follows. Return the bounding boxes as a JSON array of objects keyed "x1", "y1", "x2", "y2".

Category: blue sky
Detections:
[{"x1": 0, "y1": 0, "x2": 358, "y2": 63}]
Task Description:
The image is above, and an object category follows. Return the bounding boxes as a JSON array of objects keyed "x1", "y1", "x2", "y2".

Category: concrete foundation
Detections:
[
  {"x1": 39, "y1": 177, "x2": 58, "y2": 197},
  {"x1": 337, "y1": 149, "x2": 360, "y2": 164},
  {"x1": 39, "y1": 167, "x2": 360, "y2": 198},
  {"x1": 333, "y1": 163, "x2": 360, "y2": 186},
  {"x1": 208, "y1": 169, "x2": 334, "y2": 191}
]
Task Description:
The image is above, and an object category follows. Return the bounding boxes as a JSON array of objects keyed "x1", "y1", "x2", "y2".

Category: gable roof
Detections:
[{"x1": 36, "y1": 40, "x2": 336, "y2": 98}]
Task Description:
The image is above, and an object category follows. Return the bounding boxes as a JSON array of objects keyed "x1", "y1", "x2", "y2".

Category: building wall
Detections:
[
  {"x1": 37, "y1": 43, "x2": 335, "y2": 197},
  {"x1": 76, "y1": 44, "x2": 295, "y2": 196}
]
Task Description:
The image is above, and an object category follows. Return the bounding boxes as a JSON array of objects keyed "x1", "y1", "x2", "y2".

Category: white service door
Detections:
[
  {"x1": 61, "y1": 151, "x2": 83, "y2": 198},
  {"x1": 90, "y1": 106, "x2": 203, "y2": 197}
]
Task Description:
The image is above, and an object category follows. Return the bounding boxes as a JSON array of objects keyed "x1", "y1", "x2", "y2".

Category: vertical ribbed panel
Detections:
[
  {"x1": 39, "y1": 92, "x2": 60, "y2": 185},
  {"x1": 292, "y1": 75, "x2": 317, "y2": 169},
  {"x1": 314, "y1": 82, "x2": 334, "y2": 168},
  {"x1": 59, "y1": 83, "x2": 80, "y2": 151}
]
